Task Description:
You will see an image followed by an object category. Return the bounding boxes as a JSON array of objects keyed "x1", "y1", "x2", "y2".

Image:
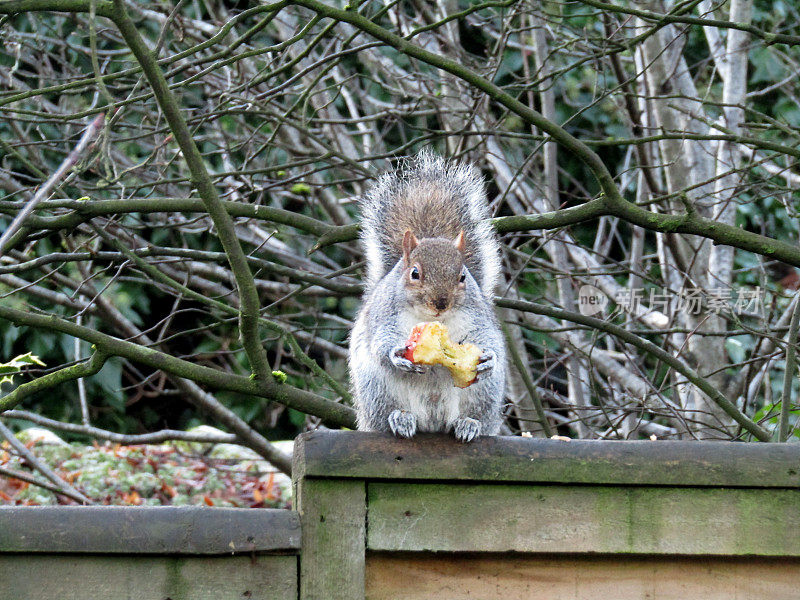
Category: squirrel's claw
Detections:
[
  {"x1": 388, "y1": 409, "x2": 417, "y2": 438},
  {"x1": 475, "y1": 350, "x2": 496, "y2": 380},
  {"x1": 390, "y1": 346, "x2": 428, "y2": 374},
  {"x1": 454, "y1": 417, "x2": 481, "y2": 443}
]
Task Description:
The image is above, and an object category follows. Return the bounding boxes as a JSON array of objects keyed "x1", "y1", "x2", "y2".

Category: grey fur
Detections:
[
  {"x1": 350, "y1": 153, "x2": 506, "y2": 441},
  {"x1": 360, "y1": 150, "x2": 501, "y2": 299}
]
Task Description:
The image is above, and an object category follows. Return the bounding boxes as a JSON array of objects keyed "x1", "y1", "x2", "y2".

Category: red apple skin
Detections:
[{"x1": 403, "y1": 326, "x2": 424, "y2": 361}]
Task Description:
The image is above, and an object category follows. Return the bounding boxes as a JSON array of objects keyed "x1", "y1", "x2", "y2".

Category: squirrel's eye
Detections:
[
  {"x1": 410, "y1": 266, "x2": 420, "y2": 281},
  {"x1": 459, "y1": 270, "x2": 466, "y2": 283}
]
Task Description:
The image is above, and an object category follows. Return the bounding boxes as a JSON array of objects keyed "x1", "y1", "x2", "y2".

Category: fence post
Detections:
[{"x1": 294, "y1": 442, "x2": 366, "y2": 600}]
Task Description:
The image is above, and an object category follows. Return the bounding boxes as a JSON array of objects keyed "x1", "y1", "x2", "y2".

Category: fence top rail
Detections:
[
  {"x1": 0, "y1": 506, "x2": 300, "y2": 555},
  {"x1": 293, "y1": 431, "x2": 800, "y2": 488}
]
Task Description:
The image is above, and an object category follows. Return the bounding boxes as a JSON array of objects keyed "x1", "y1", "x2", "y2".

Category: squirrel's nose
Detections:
[{"x1": 433, "y1": 298, "x2": 449, "y2": 312}]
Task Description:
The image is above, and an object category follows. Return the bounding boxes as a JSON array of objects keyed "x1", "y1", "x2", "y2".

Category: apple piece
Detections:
[
  {"x1": 441, "y1": 338, "x2": 482, "y2": 388},
  {"x1": 404, "y1": 321, "x2": 447, "y2": 364},
  {"x1": 404, "y1": 321, "x2": 482, "y2": 388}
]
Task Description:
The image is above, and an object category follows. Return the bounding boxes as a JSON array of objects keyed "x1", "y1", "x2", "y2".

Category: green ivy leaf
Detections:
[{"x1": 0, "y1": 352, "x2": 45, "y2": 385}]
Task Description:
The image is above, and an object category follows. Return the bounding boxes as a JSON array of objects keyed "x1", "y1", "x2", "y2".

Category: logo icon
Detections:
[{"x1": 578, "y1": 285, "x2": 607, "y2": 316}]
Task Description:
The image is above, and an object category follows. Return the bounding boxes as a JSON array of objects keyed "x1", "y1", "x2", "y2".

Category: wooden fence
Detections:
[
  {"x1": 0, "y1": 506, "x2": 300, "y2": 600},
  {"x1": 2, "y1": 430, "x2": 800, "y2": 599}
]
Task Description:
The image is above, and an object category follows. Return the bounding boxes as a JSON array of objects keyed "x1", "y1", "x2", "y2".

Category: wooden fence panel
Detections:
[
  {"x1": 0, "y1": 554, "x2": 296, "y2": 600},
  {"x1": 367, "y1": 482, "x2": 800, "y2": 555},
  {"x1": 0, "y1": 506, "x2": 301, "y2": 554},
  {"x1": 293, "y1": 431, "x2": 800, "y2": 600},
  {"x1": 366, "y1": 553, "x2": 800, "y2": 600},
  {"x1": 0, "y1": 506, "x2": 300, "y2": 600}
]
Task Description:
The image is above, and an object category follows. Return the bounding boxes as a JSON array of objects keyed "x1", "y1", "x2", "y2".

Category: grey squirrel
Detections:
[{"x1": 349, "y1": 151, "x2": 506, "y2": 442}]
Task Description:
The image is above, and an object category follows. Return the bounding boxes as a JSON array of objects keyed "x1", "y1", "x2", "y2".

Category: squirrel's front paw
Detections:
[
  {"x1": 454, "y1": 417, "x2": 481, "y2": 443},
  {"x1": 475, "y1": 350, "x2": 496, "y2": 381},
  {"x1": 388, "y1": 410, "x2": 417, "y2": 439},
  {"x1": 389, "y1": 346, "x2": 428, "y2": 374}
]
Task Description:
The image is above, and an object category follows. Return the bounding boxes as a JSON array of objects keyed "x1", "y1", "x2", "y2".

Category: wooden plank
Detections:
[
  {"x1": 0, "y1": 506, "x2": 300, "y2": 554},
  {"x1": 294, "y1": 430, "x2": 800, "y2": 488},
  {"x1": 367, "y1": 482, "x2": 800, "y2": 555},
  {"x1": 365, "y1": 553, "x2": 800, "y2": 600},
  {"x1": 297, "y1": 478, "x2": 365, "y2": 600},
  {"x1": 0, "y1": 554, "x2": 296, "y2": 600}
]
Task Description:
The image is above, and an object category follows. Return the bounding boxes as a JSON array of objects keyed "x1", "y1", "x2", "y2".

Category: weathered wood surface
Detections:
[
  {"x1": 0, "y1": 554, "x2": 296, "y2": 600},
  {"x1": 297, "y1": 478, "x2": 366, "y2": 600},
  {"x1": 294, "y1": 431, "x2": 800, "y2": 487},
  {"x1": 365, "y1": 553, "x2": 800, "y2": 600},
  {"x1": 367, "y1": 482, "x2": 800, "y2": 555},
  {"x1": 0, "y1": 506, "x2": 300, "y2": 554}
]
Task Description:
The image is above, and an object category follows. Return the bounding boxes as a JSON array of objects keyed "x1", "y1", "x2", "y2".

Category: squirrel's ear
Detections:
[
  {"x1": 402, "y1": 229, "x2": 419, "y2": 264},
  {"x1": 453, "y1": 230, "x2": 466, "y2": 254}
]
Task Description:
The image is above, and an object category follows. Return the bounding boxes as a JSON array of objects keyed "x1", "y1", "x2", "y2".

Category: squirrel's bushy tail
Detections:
[{"x1": 360, "y1": 150, "x2": 501, "y2": 297}]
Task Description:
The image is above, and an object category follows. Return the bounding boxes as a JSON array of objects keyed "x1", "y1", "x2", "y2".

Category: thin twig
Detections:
[
  {"x1": 778, "y1": 292, "x2": 800, "y2": 442},
  {"x1": 0, "y1": 420, "x2": 93, "y2": 504},
  {"x1": 0, "y1": 465, "x2": 90, "y2": 504},
  {"x1": 0, "y1": 112, "x2": 104, "y2": 256},
  {"x1": 3, "y1": 410, "x2": 238, "y2": 445}
]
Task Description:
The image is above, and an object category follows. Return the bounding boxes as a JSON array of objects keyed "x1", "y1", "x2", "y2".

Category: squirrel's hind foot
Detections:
[
  {"x1": 388, "y1": 409, "x2": 417, "y2": 438},
  {"x1": 454, "y1": 417, "x2": 481, "y2": 443}
]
